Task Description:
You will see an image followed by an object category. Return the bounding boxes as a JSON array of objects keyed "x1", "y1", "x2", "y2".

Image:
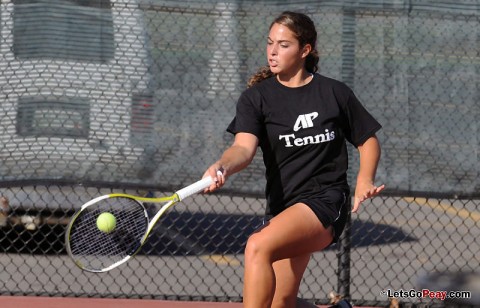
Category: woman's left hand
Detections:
[{"x1": 353, "y1": 181, "x2": 385, "y2": 213}]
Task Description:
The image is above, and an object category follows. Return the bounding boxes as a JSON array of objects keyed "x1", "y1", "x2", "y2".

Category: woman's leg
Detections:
[
  {"x1": 242, "y1": 203, "x2": 334, "y2": 308},
  {"x1": 272, "y1": 255, "x2": 319, "y2": 308}
]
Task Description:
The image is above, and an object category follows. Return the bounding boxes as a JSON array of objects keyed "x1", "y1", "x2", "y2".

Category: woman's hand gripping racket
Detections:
[{"x1": 65, "y1": 173, "x2": 221, "y2": 273}]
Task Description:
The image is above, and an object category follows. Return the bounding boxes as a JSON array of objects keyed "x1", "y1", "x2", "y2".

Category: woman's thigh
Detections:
[{"x1": 246, "y1": 202, "x2": 334, "y2": 262}]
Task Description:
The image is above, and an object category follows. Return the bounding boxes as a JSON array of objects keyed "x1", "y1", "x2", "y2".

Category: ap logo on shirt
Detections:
[
  {"x1": 293, "y1": 112, "x2": 318, "y2": 131},
  {"x1": 279, "y1": 112, "x2": 335, "y2": 148}
]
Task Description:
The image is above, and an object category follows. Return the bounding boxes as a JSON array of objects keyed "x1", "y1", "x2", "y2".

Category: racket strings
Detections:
[{"x1": 68, "y1": 197, "x2": 148, "y2": 271}]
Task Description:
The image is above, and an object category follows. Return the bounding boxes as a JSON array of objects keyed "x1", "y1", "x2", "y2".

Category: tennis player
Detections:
[{"x1": 204, "y1": 11, "x2": 384, "y2": 308}]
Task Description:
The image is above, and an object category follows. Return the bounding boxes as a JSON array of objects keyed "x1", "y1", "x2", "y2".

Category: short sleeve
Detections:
[
  {"x1": 226, "y1": 88, "x2": 264, "y2": 137},
  {"x1": 339, "y1": 89, "x2": 382, "y2": 147}
]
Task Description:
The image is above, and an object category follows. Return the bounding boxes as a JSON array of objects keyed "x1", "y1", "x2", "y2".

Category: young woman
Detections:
[{"x1": 203, "y1": 11, "x2": 385, "y2": 308}]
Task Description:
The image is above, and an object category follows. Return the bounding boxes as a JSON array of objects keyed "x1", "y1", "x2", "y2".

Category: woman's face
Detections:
[{"x1": 267, "y1": 23, "x2": 308, "y2": 76}]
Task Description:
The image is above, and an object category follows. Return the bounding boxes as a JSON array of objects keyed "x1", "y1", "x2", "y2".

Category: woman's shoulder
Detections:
[
  {"x1": 241, "y1": 76, "x2": 276, "y2": 97},
  {"x1": 314, "y1": 73, "x2": 351, "y2": 91},
  {"x1": 251, "y1": 75, "x2": 277, "y2": 89}
]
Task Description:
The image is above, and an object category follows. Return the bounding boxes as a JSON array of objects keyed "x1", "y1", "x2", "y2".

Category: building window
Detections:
[{"x1": 13, "y1": 0, "x2": 114, "y2": 63}]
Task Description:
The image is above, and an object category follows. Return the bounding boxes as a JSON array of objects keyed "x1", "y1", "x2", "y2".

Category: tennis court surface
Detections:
[{"x1": 1, "y1": 296, "x2": 376, "y2": 307}]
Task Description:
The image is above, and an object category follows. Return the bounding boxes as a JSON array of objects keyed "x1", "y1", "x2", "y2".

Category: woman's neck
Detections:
[{"x1": 276, "y1": 70, "x2": 314, "y2": 88}]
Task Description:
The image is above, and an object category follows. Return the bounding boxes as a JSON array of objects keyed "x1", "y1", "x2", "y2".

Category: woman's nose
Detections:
[{"x1": 268, "y1": 44, "x2": 277, "y2": 55}]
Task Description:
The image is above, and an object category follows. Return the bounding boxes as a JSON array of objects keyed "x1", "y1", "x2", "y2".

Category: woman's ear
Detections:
[{"x1": 302, "y1": 44, "x2": 312, "y2": 58}]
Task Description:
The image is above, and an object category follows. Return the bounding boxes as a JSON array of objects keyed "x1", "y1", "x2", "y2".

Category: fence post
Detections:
[
  {"x1": 337, "y1": 7, "x2": 356, "y2": 299},
  {"x1": 337, "y1": 206, "x2": 352, "y2": 299}
]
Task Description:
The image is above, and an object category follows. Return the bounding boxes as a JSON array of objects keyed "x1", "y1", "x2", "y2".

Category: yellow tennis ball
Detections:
[{"x1": 96, "y1": 212, "x2": 116, "y2": 233}]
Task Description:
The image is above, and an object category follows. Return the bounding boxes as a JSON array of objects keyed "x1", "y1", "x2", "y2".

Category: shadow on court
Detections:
[
  {"x1": 128, "y1": 213, "x2": 417, "y2": 255},
  {"x1": 0, "y1": 211, "x2": 416, "y2": 255}
]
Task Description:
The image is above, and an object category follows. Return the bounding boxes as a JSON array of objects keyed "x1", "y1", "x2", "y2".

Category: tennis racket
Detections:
[{"x1": 65, "y1": 174, "x2": 219, "y2": 273}]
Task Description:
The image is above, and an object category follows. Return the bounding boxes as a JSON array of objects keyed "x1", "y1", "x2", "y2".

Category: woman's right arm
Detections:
[{"x1": 204, "y1": 132, "x2": 259, "y2": 192}]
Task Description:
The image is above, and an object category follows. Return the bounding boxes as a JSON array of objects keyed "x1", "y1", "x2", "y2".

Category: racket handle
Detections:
[{"x1": 176, "y1": 171, "x2": 222, "y2": 201}]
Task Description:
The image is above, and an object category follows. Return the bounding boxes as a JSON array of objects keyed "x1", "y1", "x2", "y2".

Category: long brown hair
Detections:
[{"x1": 247, "y1": 11, "x2": 319, "y2": 88}]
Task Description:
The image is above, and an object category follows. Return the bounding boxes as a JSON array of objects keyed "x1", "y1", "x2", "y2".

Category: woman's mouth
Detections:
[{"x1": 269, "y1": 59, "x2": 278, "y2": 67}]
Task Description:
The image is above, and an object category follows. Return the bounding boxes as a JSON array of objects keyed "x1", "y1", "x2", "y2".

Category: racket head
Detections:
[{"x1": 65, "y1": 195, "x2": 150, "y2": 272}]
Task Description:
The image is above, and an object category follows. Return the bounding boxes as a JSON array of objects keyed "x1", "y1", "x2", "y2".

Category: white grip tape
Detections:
[{"x1": 176, "y1": 176, "x2": 213, "y2": 201}]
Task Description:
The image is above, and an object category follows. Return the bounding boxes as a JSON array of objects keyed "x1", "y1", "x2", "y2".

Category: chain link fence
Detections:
[{"x1": 0, "y1": 0, "x2": 479, "y2": 306}]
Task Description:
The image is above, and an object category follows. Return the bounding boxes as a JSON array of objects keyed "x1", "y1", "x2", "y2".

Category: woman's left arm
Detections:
[{"x1": 353, "y1": 135, "x2": 385, "y2": 212}]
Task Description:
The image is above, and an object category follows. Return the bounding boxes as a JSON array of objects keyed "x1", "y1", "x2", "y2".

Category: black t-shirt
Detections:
[{"x1": 227, "y1": 74, "x2": 381, "y2": 216}]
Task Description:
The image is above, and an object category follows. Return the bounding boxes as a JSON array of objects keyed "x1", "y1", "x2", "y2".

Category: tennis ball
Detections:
[{"x1": 96, "y1": 212, "x2": 116, "y2": 233}]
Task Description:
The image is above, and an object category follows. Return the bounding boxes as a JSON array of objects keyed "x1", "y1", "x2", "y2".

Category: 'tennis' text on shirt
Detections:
[{"x1": 279, "y1": 112, "x2": 336, "y2": 148}]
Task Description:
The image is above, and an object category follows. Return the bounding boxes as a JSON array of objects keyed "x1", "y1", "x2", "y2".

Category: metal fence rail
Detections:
[{"x1": 0, "y1": 0, "x2": 479, "y2": 307}]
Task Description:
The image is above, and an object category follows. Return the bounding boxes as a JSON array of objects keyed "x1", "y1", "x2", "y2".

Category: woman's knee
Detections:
[{"x1": 244, "y1": 232, "x2": 273, "y2": 264}]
